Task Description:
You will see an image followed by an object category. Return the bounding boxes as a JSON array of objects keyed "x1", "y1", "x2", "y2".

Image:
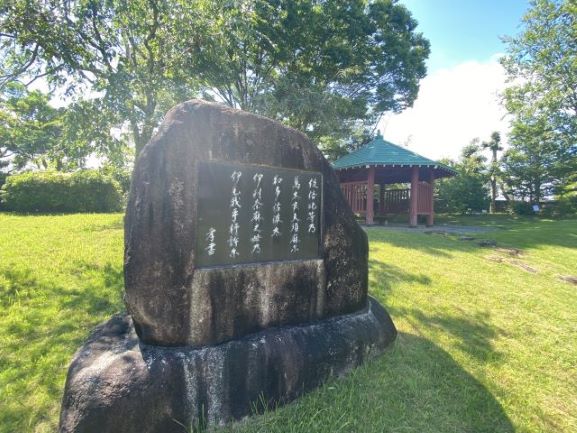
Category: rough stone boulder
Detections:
[
  {"x1": 59, "y1": 100, "x2": 398, "y2": 432},
  {"x1": 59, "y1": 299, "x2": 396, "y2": 433},
  {"x1": 124, "y1": 99, "x2": 369, "y2": 347}
]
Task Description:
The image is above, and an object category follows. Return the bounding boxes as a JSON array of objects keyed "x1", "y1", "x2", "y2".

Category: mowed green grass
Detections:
[
  {"x1": 0, "y1": 213, "x2": 124, "y2": 433},
  {"x1": 1, "y1": 213, "x2": 576, "y2": 433}
]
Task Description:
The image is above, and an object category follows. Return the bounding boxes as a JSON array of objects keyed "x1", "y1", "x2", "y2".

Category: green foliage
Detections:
[
  {"x1": 189, "y1": 0, "x2": 430, "y2": 151},
  {"x1": 436, "y1": 141, "x2": 490, "y2": 214},
  {"x1": 0, "y1": 170, "x2": 122, "y2": 213},
  {"x1": 555, "y1": 195, "x2": 577, "y2": 215},
  {"x1": 500, "y1": 117, "x2": 564, "y2": 202},
  {"x1": 0, "y1": 84, "x2": 66, "y2": 170},
  {"x1": 501, "y1": 0, "x2": 577, "y2": 142},
  {"x1": 437, "y1": 175, "x2": 489, "y2": 214},
  {"x1": 99, "y1": 164, "x2": 132, "y2": 195},
  {"x1": 501, "y1": 0, "x2": 577, "y2": 201},
  {"x1": 0, "y1": 0, "x2": 199, "y2": 153},
  {"x1": 0, "y1": 172, "x2": 6, "y2": 210},
  {"x1": 0, "y1": 83, "x2": 132, "y2": 173},
  {"x1": 509, "y1": 201, "x2": 535, "y2": 216},
  {"x1": 539, "y1": 199, "x2": 576, "y2": 218},
  {"x1": 0, "y1": 0, "x2": 429, "y2": 155}
]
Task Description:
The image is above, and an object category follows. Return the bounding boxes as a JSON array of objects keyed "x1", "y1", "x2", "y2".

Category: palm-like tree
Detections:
[{"x1": 482, "y1": 132, "x2": 503, "y2": 213}]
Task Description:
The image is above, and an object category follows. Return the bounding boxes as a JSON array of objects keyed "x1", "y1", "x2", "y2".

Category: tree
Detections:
[
  {"x1": 501, "y1": 0, "x2": 577, "y2": 199},
  {"x1": 436, "y1": 140, "x2": 490, "y2": 214},
  {"x1": 481, "y1": 131, "x2": 503, "y2": 213},
  {"x1": 501, "y1": 115, "x2": 569, "y2": 203},
  {"x1": 1, "y1": 0, "x2": 429, "y2": 156},
  {"x1": 0, "y1": 0, "x2": 199, "y2": 154},
  {"x1": 188, "y1": 0, "x2": 430, "y2": 150},
  {"x1": 0, "y1": 83, "x2": 130, "y2": 172},
  {"x1": 0, "y1": 84, "x2": 67, "y2": 170}
]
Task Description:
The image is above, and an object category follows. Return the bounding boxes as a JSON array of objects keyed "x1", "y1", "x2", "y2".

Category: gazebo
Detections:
[{"x1": 333, "y1": 134, "x2": 456, "y2": 227}]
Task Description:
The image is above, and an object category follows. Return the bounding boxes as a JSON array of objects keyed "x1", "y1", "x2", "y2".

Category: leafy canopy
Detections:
[
  {"x1": 500, "y1": 0, "x2": 577, "y2": 201},
  {"x1": 0, "y1": 84, "x2": 68, "y2": 171},
  {"x1": 436, "y1": 140, "x2": 490, "y2": 214},
  {"x1": 0, "y1": 83, "x2": 129, "y2": 172},
  {"x1": 0, "y1": 0, "x2": 429, "y2": 156}
]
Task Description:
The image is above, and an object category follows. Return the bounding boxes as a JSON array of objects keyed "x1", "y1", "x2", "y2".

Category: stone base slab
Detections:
[{"x1": 59, "y1": 297, "x2": 396, "y2": 433}]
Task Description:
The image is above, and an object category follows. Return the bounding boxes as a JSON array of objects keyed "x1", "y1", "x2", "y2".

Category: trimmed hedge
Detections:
[{"x1": 0, "y1": 170, "x2": 123, "y2": 213}]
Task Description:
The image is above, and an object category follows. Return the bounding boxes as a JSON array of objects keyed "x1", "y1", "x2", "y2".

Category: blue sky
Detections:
[
  {"x1": 403, "y1": 0, "x2": 530, "y2": 72},
  {"x1": 380, "y1": 1, "x2": 531, "y2": 160}
]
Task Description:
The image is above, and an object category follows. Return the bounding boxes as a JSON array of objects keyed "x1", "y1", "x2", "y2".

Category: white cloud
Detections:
[{"x1": 379, "y1": 56, "x2": 510, "y2": 161}]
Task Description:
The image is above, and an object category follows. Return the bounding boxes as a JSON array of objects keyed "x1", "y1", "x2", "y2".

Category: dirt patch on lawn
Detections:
[
  {"x1": 486, "y1": 248, "x2": 537, "y2": 274},
  {"x1": 496, "y1": 248, "x2": 523, "y2": 257},
  {"x1": 559, "y1": 275, "x2": 577, "y2": 285}
]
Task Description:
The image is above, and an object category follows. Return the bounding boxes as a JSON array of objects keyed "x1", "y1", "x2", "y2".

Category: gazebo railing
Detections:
[
  {"x1": 340, "y1": 182, "x2": 367, "y2": 214},
  {"x1": 340, "y1": 182, "x2": 434, "y2": 217},
  {"x1": 381, "y1": 189, "x2": 409, "y2": 213}
]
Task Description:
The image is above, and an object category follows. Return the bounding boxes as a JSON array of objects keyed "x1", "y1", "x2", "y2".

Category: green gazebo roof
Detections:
[{"x1": 333, "y1": 134, "x2": 456, "y2": 176}]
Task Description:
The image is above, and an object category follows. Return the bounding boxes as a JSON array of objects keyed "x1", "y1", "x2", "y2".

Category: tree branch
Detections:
[{"x1": 0, "y1": 44, "x2": 39, "y2": 86}]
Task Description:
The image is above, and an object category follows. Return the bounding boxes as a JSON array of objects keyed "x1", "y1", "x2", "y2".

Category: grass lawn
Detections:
[{"x1": 1, "y1": 213, "x2": 576, "y2": 433}]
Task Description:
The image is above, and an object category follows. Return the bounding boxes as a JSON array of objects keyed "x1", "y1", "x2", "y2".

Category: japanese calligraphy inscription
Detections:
[{"x1": 196, "y1": 161, "x2": 322, "y2": 267}]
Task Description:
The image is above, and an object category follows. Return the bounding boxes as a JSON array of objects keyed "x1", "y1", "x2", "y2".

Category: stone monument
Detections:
[{"x1": 59, "y1": 100, "x2": 397, "y2": 433}]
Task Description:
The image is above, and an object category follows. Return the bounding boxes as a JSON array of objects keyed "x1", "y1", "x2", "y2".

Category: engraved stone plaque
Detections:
[
  {"x1": 124, "y1": 100, "x2": 369, "y2": 347},
  {"x1": 196, "y1": 161, "x2": 322, "y2": 267}
]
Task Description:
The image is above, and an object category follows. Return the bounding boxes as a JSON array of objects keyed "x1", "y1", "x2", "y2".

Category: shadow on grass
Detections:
[
  {"x1": 397, "y1": 307, "x2": 506, "y2": 364},
  {"x1": 368, "y1": 261, "x2": 505, "y2": 364},
  {"x1": 367, "y1": 227, "x2": 471, "y2": 258},
  {"x1": 0, "y1": 258, "x2": 515, "y2": 433},
  {"x1": 374, "y1": 332, "x2": 513, "y2": 432},
  {"x1": 0, "y1": 262, "x2": 124, "y2": 432},
  {"x1": 368, "y1": 260, "x2": 431, "y2": 301},
  {"x1": 233, "y1": 332, "x2": 514, "y2": 433},
  {"x1": 367, "y1": 217, "x2": 577, "y2": 253}
]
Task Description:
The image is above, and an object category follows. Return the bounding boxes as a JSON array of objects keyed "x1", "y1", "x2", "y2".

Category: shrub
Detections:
[
  {"x1": 509, "y1": 201, "x2": 534, "y2": 216},
  {"x1": 556, "y1": 195, "x2": 577, "y2": 216},
  {"x1": 540, "y1": 197, "x2": 577, "y2": 218},
  {"x1": 436, "y1": 175, "x2": 490, "y2": 214},
  {"x1": 100, "y1": 165, "x2": 132, "y2": 195},
  {"x1": 0, "y1": 170, "x2": 123, "y2": 213}
]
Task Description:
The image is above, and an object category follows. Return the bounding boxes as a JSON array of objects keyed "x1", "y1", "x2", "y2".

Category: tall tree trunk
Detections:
[
  {"x1": 131, "y1": 117, "x2": 155, "y2": 157},
  {"x1": 499, "y1": 181, "x2": 511, "y2": 202},
  {"x1": 490, "y1": 148, "x2": 498, "y2": 213},
  {"x1": 490, "y1": 176, "x2": 497, "y2": 214}
]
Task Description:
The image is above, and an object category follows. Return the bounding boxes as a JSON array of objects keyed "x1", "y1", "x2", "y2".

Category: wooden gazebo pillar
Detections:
[
  {"x1": 366, "y1": 166, "x2": 375, "y2": 225},
  {"x1": 427, "y1": 170, "x2": 435, "y2": 227},
  {"x1": 409, "y1": 166, "x2": 419, "y2": 227}
]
